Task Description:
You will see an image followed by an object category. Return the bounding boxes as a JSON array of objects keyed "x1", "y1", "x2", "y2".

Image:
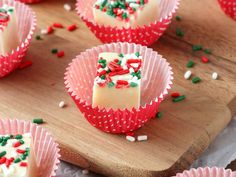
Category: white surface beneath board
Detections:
[{"x1": 56, "y1": 117, "x2": 236, "y2": 177}]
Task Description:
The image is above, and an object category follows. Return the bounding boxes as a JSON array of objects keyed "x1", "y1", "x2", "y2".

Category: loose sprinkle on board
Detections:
[
  {"x1": 212, "y1": 72, "x2": 218, "y2": 80},
  {"x1": 67, "y1": 24, "x2": 77, "y2": 31},
  {"x1": 18, "y1": 61, "x2": 33, "y2": 70},
  {"x1": 187, "y1": 60, "x2": 194, "y2": 68},
  {"x1": 173, "y1": 95, "x2": 186, "y2": 102},
  {"x1": 51, "y1": 48, "x2": 58, "y2": 54},
  {"x1": 171, "y1": 92, "x2": 180, "y2": 98},
  {"x1": 184, "y1": 70, "x2": 192, "y2": 80},
  {"x1": 53, "y1": 23, "x2": 64, "y2": 28},
  {"x1": 175, "y1": 15, "x2": 182, "y2": 21},
  {"x1": 204, "y1": 48, "x2": 212, "y2": 54},
  {"x1": 57, "y1": 51, "x2": 65, "y2": 58},
  {"x1": 47, "y1": 26, "x2": 54, "y2": 34},
  {"x1": 201, "y1": 56, "x2": 209, "y2": 63},
  {"x1": 176, "y1": 28, "x2": 184, "y2": 37},
  {"x1": 137, "y1": 135, "x2": 148, "y2": 141},
  {"x1": 35, "y1": 35, "x2": 42, "y2": 40},
  {"x1": 40, "y1": 29, "x2": 48, "y2": 35},
  {"x1": 192, "y1": 76, "x2": 201, "y2": 84},
  {"x1": 32, "y1": 118, "x2": 44, "y2": 124},
  {"x1": 156, "y1": 112, "x2": 163, "y2": 119},
  {"x1": 59, "y1": 101, "x2": 65, "y2": 108},
  {"x1": 64, "y1": 4, "x2": 72, "y2": 11},
  {"x1": 192, "y1": 45, "x2": 202, "y2": 51},
  {"x1": 126, "y1": 136, "x2": 135, "y2": 142}
]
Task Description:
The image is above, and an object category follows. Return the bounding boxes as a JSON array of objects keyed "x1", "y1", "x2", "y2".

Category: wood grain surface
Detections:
[{"x1": 0, "y1": 0, "x2": 235, "y2": 176}]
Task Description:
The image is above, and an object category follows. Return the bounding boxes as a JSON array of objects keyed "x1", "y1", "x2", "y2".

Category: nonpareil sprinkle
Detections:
[
  {"x1": 187, "y1": 60, "x2": 194, "y2": 68},
  {"x1": 204, "y1": 48, "x2": 212, "y2": 54},
  {"x1": 192, "y1": 45, "x2": 202, "y2": 51},
  {"x1": 192, "y1": 77, "x2": 201, "y2": 84},
  {"x1": 33, "y1": 118, "x2": 44, "y2": 124},
  {"x1": 171, "y1": 92, "x2": 180, "y2": 98},
  {"x1": 175, "y1": 15, "x2": 181, "y2": 21},
  {"x1": 176, "y1": 28, "x2": 184, "y2": 37},
  {"x1": 156, "y1": 112, "x2": 162, "y2": 119},
  {"x1": 173, "y1": 95, "x2": 186, "y2": 102},
  {"x1": 35, "y1": 35, "x2": 42, "y2": 40},
  {"x1": 201, "y1": 56, "x2": 209, "y2": 63},
  {"x1": 53, "y1": 23, "x2": 64, "y2": 28},
  {"x1": 51, "y1": 48, "x2": 58, "y2": 54},
  {"x1": 57, "y1": 51, "x2": 65, "y2": 58},
  {"x1": 67, "y1": 24, "x2": 77, "y2": 31}
]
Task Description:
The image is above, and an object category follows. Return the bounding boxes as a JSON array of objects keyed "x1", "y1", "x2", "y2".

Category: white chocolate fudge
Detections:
[
  {"x1": 0, "y1": 5, "x2": 20, "y2": 56},
  {"x1": 93, "y1": 0, "x2": 160, "y2": 28},
  {"x1": 92, "y1": 52, "x2": 142, "y2": 109},
  {"x1": 0, "y1": 133, "x2": 38, "y2": 177}
]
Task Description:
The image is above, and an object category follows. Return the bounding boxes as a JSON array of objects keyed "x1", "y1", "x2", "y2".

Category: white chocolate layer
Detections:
[{"x1": 0, "y1": 5, "x2": 20, "y2": 56}]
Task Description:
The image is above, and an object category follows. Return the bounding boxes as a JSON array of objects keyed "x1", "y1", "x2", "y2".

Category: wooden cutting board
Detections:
[{"x1": 0, "y1": 0, "x2": 235, "y2": 176}]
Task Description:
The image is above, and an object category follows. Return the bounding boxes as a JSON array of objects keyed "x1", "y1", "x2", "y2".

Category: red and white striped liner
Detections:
[
  {"x1": 64, "y1": 42, "x2": 173, "y2": 134},
  {"x1": 76, "y1": 0, "x2": 180, "y2": 46},
  {"x1": 0, "y1": 0, "x2": 36, "y2": 78},
  {"x1": 0, "y1": 119, "x2": 61, "y2": 177},
  {"x1": 16, "y1": 0, "x2": 42, "y2": 4},
  {"x1": 174, "y1": 167, "x2": 236, "y2": 177},
  {"x1": 218, "y1": 0, "x2": 236, "y2": 20}
]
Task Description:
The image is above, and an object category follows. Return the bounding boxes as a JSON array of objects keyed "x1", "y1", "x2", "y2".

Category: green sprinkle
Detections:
[
  {"x1": 15, "y1": 134, "x2": 23, "y2": 140},
  {"x1": 192, "y1": 45, "x2": 202, "y2": 51},
  {"x1": 19, "y1": 139, "x2": 25, "y2": 145},
  {"x1": 35, "y1": 35, "x2": 42, "y2": 40},
  {"x1": 175, "y1": 15, "x2": 181, "y2": 21},
  {"x1": 117, "y1": 60, "x2": 122, "y2": 65},
  {"x1": 156, "y1": 112, "x2": 163, "y2": 119},
  {"x1": 130, "y1": 82, "x2": 138, "y2": 87},
  {"x1": 204, "y1": 48, "x2": 212, "y2": 54},
  {"x1": 140, "y1": 0, "x2": 145, "y2": 5},
  {"x1": 21, "y1": 154, "x2": 27, "y2": 160},
  {"x1": 26, "y1": 147, "x2": 30, "y2": 152},
  {"x1": 187, "y1": 60, "x2": 194, "y2": 68},
  {"x1": 33, "y1": 118, "x2": 44, "y2": 124},
  {"x1": 100, "y1": 75, "x2": 106, "y2": 80},
  {"x1": 51, "y1": 48, "x2": 58, "y2": 54},
  {"x1": 8, "y1": 8, "x2": 14, "y2": 13},
  {"x1": 173, "y1": 95, "x2": 186, "y2": 102},
  {"x1": 0, "y1": 151, "x2": 6, "y2": 158},
  {"x1": 0, "y1": 137, "x2": 3, "y2": 143},
  {"x1": 106, "y1": 69, "x2": 111, "y2": 73},
  {"x1": 108, "y1": 82, "x2": 115, "y2": 88},
  {"x1": 122, "y1": 12, "x2": 128, "y2": 19},
  {"x1": 14, "y1": 158, "x2": 21, "y2": 163},
  {"x1": 1, "y1": 140, "x2": 7, "y2": 146},
  {"x1": 192, "y1": 77, "x2": 201, "y2": 84},
  {"x1": 176, "y1": 28, "x2": 184, "y2": 37},
  {"x1": 119, "y1": 53, "x2": 124, "y2": 58},
  {"x1": 101, "y1": 63, "x2": 106, "y2": 68},
  {"x1": 135, "y1": 52, "x2": 140, "y2": 57},
  {"x1": 101, "y1": 0, "x2": 107, "y2": 7},
  {"x1": 98, "y1": 59, "x2": 106, "y2": 64}
]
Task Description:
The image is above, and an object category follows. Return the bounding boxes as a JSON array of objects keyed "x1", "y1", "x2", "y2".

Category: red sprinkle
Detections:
[
  {"x1": 9, "y1": 157, "x2": 14, "y2": 162},
  {"x1": 47, "y1": 26, "x2": 54, "y2": 34},
  {"x1": 127, "y1": 59, "x2": 141, "y2": 64},
  {"x1": 0, "y1": 157, "x2": 6, "y2": 164},
  {"x1": 18, "y1": 60, "x2": 33, "y2": 70},
  {"x1": 13, "y1": 141, "x2": 21, "y2": 148},
  {"x1": 20, "y1": 162, "x2": 28, "y2": 167},
  {"x1": 98, "y1": 82, "x2": 106, "y2": 87},
  {"x1": 53, "y1": 23, "x2": 63, "y2": 28},
  {"x1": 16, "y1": 149, "x2": 26, "y2": 154},
  {"x1": 201, "y1": 56, "x2": 209, "y2": 63},
  {"x1": 5, "y1": 159, "x2": 11, "y2": 168},
  {"x1": 116, "y1": 69, "x2": 129, "y2": 75},
  {"x1": 171, "y1": 92, "x2": 180, "y2": 98},
  {"x1": 117, "y1": 80, "x2": 129, "y2": 85},
  {"x1": 97, "y1": 70, "x2": 106, "y2": 77},
  {"x1": 67, "y1": 24, "x2": 77, "y2": 32},
  {"x1": 57, "y1": 51, "x2": 65, "y2": 58}
]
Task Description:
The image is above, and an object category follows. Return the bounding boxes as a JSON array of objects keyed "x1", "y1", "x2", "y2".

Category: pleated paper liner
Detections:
[
  {"x1": 76, "y1": 0, "x2": 180, "y2": 46},
  {"x1": 65, "y1": 42, "x2": 173, "y2": 134},
  {"x1": 0, "y1": 0, "x2": 36, "y2": 78},
  {"x1": 0, "y1": 119, "x2": 61, "y2": 177},
  {"x1": 174, "y1": 167, "x2": 236, "y2": 177},
  {"x1": 218, "y1": 0, "x2": 236, "y2": 20}
]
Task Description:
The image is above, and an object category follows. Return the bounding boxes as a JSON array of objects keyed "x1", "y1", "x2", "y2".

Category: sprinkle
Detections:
[
  {"x1": 204, "y1": 48, "x2": 212, "y2": 54},
  {"x1": 51, "y1": 48, "x2": 58, "y2": 54},
  {"x1": 53, "y1": 23, "x2": 64, "y2": 28},
  {"x1": 82, "y1": 169, "x2": 89, "y2": 175},
  {"x1": 187, "y1": 60, "x2": 194, "y2": 68},
  {"x1": 40, "y1": 29, "x2": 48, "y2": 35},
  {"x1": 117, "y1": 80, "x2": 129, "y2": 85},
  {"x1": 47, "y1": 26, "x2": 54, "y2": 34},
  {"x1": 135, "y1": 52, "x2": 140, "y2": 57},
  {"x1": 35, "y1": 35, "x2": 42, "y2": 40},
  {"x1": 67, "y1": 24, "x2": 77, "y2": 31},
  {"x1": 18, "y1": 61, "x2": 33, "y2": 70},
  {"x1": 184, "y1": 70, "x2": 192, "y2": 80},
  {"x1": 156, "y1": 112, "x2": 162, "y2": 119},
  {"x1": 212, "y1": 72, "x2": 218, "y2": 80},
  {"x1": 14, "y1": 135, "x2": 23, "y2": 139},
  {"x1": 192, "y1": 45, "x2": 202, "y2": 51},
  {"x1": 173, "y1": 95, "x2": 186, "y2": 102},
  {"x1": 201, "y1": 56, "x2": 209, "y2": 63},
  {"x1": 171, "y1": 92, "x2": 180, "y2": 98},
  {"x1": 0, "y1": 157, "x2": 6, "y2": 164},
  {"x1": 192, "y1": 77, "x2": 201, "y2": 84},
  {"x1": 13, "y1": 141, "x2": 21, "y2": 148},
  {"x1": 16, "y1": 149, "x2": 26, "y2": 154},
  {"x1": 119, "y1": 53, "x2": 124, "y2": 57},
  {"x1": 126, "y1": 136, "x2": 135, "y2": 142},
  {"x1": 57, "y1": 51, "x2": 65, "y2": 58},
  {"x1": 20, "y1": 162, "x2": 27, "y2": 167},
  {"x1": 59, "y1": 101, "x2": 65, "y2": 108},
  {"x1": 176, "y1": 28, "x2": 184, "y2": 37},
  {"x1": 130, "y1": 82, "x2": 138, "y2": 87},
  {"x1": 14, "y1": 158, "x2": 21, "y2": 163},
  {"x1": 175, "y1": 15, "x2": 181, "y2": 21},
  {"x1": 5, "y1": 159, "x2": 12, "y2": 167},
  {"x1": 64, "y1": 4, "x2": 72, "y2": 11},
  {"x1": 0, "y1": 151, "x2": 6, "y2": 158},
  {"x1": 137, "y1": 135, "x2": 148, "y2": 141},
  {"x1": 33, "y1": 118, "x2": 44, "y2": 124},
  {"x1": 107, "y1": 82, "x2": 115, "y2": 88}
]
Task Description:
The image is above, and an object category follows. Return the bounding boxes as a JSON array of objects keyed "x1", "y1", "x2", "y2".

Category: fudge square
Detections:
[{"x1": 92, "y1": 52, "x2": 142, "y2": 110}]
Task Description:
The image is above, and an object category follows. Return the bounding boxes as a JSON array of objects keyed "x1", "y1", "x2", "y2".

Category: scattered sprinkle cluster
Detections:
[{"x1": 126, "y1": 132, "x2": 148, "y2": 142}]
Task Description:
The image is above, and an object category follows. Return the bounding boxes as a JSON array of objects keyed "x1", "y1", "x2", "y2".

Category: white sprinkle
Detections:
[
  {"x1": 212, "y1": 72, "x2": 218, "y2": 80},
  {"x1": 126, "y1": 135, "x2": 136, "y2": 142},
  {"x1": 64, "y1": 4, "x2": 72, "y2": 11},
  {"x1": 126, "y1": 0, "x2": 137, "y2": 3},
  {"x1": 184, "y1": 70, "x2": 192, "y2": 80},
  {"x1": 129, "y1": 3, "x2": 140, "y2": 8},
  {"x1": 82, "y1": 169, "x2": 89, "y2": 175},
  {"x1": 59, "y1": 101, "x2": 65, "y2": 108},
  {"x1": 40, "y1": 29, "x2": 48, "y2": 35},
  {"x1": 137, "y1": 135, "x2": 148, "y2": 141}
]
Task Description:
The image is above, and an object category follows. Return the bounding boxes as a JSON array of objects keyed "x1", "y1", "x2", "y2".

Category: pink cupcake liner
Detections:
[
  {"x1": 218, "y1": 0, "x2": 236, "y2": 20},
  {"x1": 174, "y1": 167, "x2": 236, "y2": 177},
  {"x1": 0, "y1": 0, "x2": 36, "y2": 78},
  {"x1": 64, "y1": 42, "x2": 173, "y2": 134},
  {"x1": 0, "y1": 119, "x2": 61, "y2": 177},
  {"x1": 76, "y1": 0, "x2": 180, "y2": 46},
  {"x1": 16, "y1": 0, "x2": 42, "y2": 4}
]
